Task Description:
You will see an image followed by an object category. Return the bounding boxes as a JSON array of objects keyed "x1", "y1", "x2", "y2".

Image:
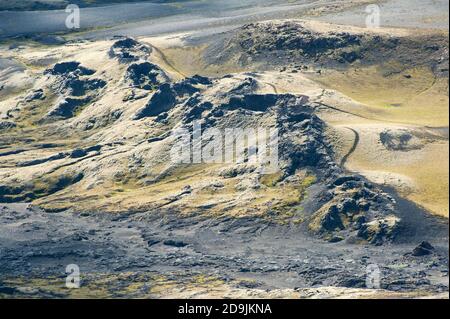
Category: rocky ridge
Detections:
[
  {"x1": 0, "y1": 38, "x2": 404, "y2": 245},
  {"x1": 205, "y1": 20, "x2": 449, "y2": 77}
]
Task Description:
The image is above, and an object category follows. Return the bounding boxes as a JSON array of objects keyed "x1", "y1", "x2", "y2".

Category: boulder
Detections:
[{"x1": 412, "y1": 241, "x2": 435, "y2": 256}]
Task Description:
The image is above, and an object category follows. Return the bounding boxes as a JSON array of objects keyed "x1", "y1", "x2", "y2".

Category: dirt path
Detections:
[
  {"x1": 264, "y1": 82, "x2": 279, "y2": 94},
  {"x1": 148, "y1": 43, "x2": 186, "y2": 79},
  {"x1": 340, "y1": 127, "x2": 359, "y2": 167}
]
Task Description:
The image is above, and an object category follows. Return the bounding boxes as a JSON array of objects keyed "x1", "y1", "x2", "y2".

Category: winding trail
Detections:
[
  {"x1": 313, "y1": 101, "x2": 372, "y2": 120},
  {"x1": 148, "y1": 43, "x2": 187, "y2": 79},
  {"x1": 264, "y1": 82, "x2": 279, "y2": 94},
  {"x1": 340, "y1": 127, "x2": 359, "y2": 167}
]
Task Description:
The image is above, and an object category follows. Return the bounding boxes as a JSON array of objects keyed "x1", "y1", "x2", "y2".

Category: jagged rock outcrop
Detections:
[
  {"x1": 237, "y1": 22, "x2": 361, "y2": 56},
  {"x1": 205, "y1": 21, "x2": 364, "y2": 67},
  {"x1": 109, "y1": 37, "x2": 151, "y2": 63},
  {"x1": 42, "y1": 62, "x2": 106, "y2": 120},
  {"x1": 133, "y1": 75, "x2": 211, "y2": 119},
  {"x1": 133, "y1": 73, "x2": 402, "y2": 244},
  {"x1": 46, "y1": 97, "x2": 90, "y2": 119},
  {"x1": 134, "y1": 83, "x2": 177, "y2": 119},
  {"x1": 205, "y1": 21, "x2": 449, "y2": 75},
  {"x1": 45, "y1": 62, "x2": 105, "y2": 97},
  {"x1": 44, "y1": 61, "x2": 95, "y2": 76},
  {"x1": 309, "y1": 175, "x2": 399, "y2": 245},
  {"x1": 24, "y1": 89, "x2": 46, "y2": 102},
  {"x1": 125, "y1": 61, "x2": 170, "y2": 90}
]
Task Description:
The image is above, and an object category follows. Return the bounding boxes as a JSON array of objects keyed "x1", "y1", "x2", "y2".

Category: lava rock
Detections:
[
  {"x1": 328, "y1": 236, "x2": 344, "y2": 243},
  {"x1": 125, "y1": 61, "x2": 169, "y2": 90},
  {"x1": 163, "y1": 240, "x2": 188, "y2": 248},
  {"x1": 380, "y1": 129, "x2": 424, "y2": 151},
  {"x1": 134, "y1": 83, "x2": 177, "y2": 119},
  {"x1": 412, "y1": 241, "x2": 435, "y2": 256},
  {"x1": 70, "y1": 149, "x2": 88, "y2": 158},
  {"x1": 109, "y1": 38, "x2": 151, "y2": 63},
  {"x1": 45, "y1": 61, "x2": 95, "y2": 76},
  {"x1": 46, "y1": 97, "x2": 90, "y2": 119},
  {"x1": 338, "y1": 277, "x2": 366, "y2": 288},
  {"x1": 0, "y1": 121, "x2": 16, "y2": 130},
  {"x1": 25, "y1": 89, "x2": 46, "y2": 102}
]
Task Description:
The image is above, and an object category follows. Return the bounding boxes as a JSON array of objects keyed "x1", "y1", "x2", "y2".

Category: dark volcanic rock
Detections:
[
  {"x1": 24, "y1": 89, "x2": 46, "y2": 102},
  {"x1": 45, "y1": 62, "x2": 95, "y2": 76},
  {"x1": 206, "y1": 21, "x2": 363, "y2": 67},
  {"x1": 163, "y1": 240, "x2": 188, "y2": 248},
  {"x1": 70, "y1": 149, "x2": 88, "y2": 159},
  {"x1": 43, "y1": 62, "x2": 106, "y2": 120},
  {"x1": 62, "y1": 77, "x2": 106, "y2": 97},
  {"x1": 0, "y1": 121, "x2": 16, "y2": 130},
  {"x1": 319, "y1": 206, "x2": 345, "y2": 231},
  {"x1": 236, "y1": 22, "x2": 361, "y2": 56},
  {"x1": 412, "y1": 241, "x2": 435, "y2": 256},
  {"x1": 0, "y1": 285, "x2": 17, "y2": 295},
  {"x1": 380, "y1": 129, "x2": 424, "y2": 151},
  {"x1": 228, "y1": 77, "x2": 259, "y2": 95},
  {"x1": 49, "y1": 69, "x2": 106, "y2": 97},
  {"x1": 206, "y1": 20, "x2": 448, "y2": 77},
  {"x1": 339, "y1": 51, "x2": 361, "y2": 63},
  {"x1": 338, "y1": 277, "x2": 366, "y2": 288},
  {"x1": 134, "y1": 83, "x2": 177, "y2": 119},
  {"x1": 225, "y1": 94, "x2": 280, "y2": 112},
  {"x1": 187, "y1": 75, "x2": 212, "y2": 86},
  {"x1": 18, "y1": 152, "x2": 67, "y2": 167},
  {"x1": 46, "y1": 97, "x2": 90, "y2": 119},
  {"x1": 132, "y1": 75, "x2": 213, "y2": 121},
  {"x1": 125, "y1": 61, "x2": 170, "y2": 90},
  {"x1": 109, "y1": 38, "x2": 151, "y2": 63}
]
